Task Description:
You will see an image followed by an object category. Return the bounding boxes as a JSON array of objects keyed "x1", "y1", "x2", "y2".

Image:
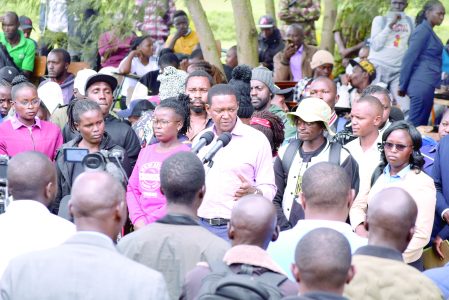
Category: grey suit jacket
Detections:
[{"x1": 0, "y1": 232, "x2": 169, "y2": 300}]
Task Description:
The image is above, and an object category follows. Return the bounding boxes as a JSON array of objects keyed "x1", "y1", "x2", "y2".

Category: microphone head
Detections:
[
  {"x1": 201, "y1": 131, "x2": 215, "y2": 146},
  {"x1": 217, "y1": 132, "x2": 232, "y2": 147}
]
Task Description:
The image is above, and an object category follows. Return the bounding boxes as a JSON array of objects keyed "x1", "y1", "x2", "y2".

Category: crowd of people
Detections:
[{"x1": 1, "y1": 0, "x2": 449, "y2": 299}]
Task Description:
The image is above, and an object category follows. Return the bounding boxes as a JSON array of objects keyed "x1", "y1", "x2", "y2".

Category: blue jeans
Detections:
[{"x1": 199, "y1": 219, "x2": 230, "y2": 242}]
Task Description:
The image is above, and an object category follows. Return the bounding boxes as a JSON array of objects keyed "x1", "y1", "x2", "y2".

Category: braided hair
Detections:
[
  {"x1": 157, "y1": 93, "x2": 191, "y2": 136},
  {"x1": 415, "y1": 0, "x2": 443, "y2": 26},
  {"x1": 0, "y1": 79, "x2": 11, "y2": 89},
  {"x1": 67, "y1": 98, "x2": 102, "y2": 132},
  {"x1": 250, "y1": 110, "x2": 285, "y2": 157},
  {"x1": 10, "y1": 75, "x2": 35, "y2": 100}
]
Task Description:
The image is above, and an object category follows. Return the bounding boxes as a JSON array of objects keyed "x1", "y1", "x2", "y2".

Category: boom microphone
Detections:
[
  {"x1": 202, "y1": 132, "x2": 232, "y2": 164},
  {"x1": 191, "y1": 131, "x2": 215, "y2": 154}
]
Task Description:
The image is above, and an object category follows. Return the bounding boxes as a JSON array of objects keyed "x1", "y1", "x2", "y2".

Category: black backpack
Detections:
[{"x1": 196, "y1": 261, "x2": 288, "y2": 300}]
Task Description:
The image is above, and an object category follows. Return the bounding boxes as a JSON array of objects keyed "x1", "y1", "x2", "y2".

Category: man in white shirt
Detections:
[
  {"x1": 346, "y1": 95, "x2": 384, "y2": 235},
  {"x1": 268, "y1": 162, "x2": 367, "y2": 278},
  {"x1": 0, "y1": 151, "x2": 75, "y2": 276}
]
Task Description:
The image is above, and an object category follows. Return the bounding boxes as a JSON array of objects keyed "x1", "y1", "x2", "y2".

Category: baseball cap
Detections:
[
  {"x1": 310, "y1": 50, "x2": 334, "y2": 70},
  {"x1": 74, "y1": 69, "x2": 97, "y2": 96},
  {"x1": 258, "y1": 15, "x2": 275, "y2": 29},
  {"x1": 287, "y1": 97, "x2": 335, "y2": 136},
  {"x1": 19, "y1": 16, "x2": 34, "y2": 30},
  {"x1": 349, "y1": 59, "x2": 376, "y2": 82},
  {"x1": 84, "y1": 74, "x2": 118, "y2": 93},
  {"x1": 0, "y1": 66, "x2": 20, "y2": 84},
  {"x1": 117, "y1": 99, "x2": 155, "y2": 119}
]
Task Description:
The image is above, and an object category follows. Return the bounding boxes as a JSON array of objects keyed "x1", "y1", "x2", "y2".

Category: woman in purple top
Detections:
[
  {"x1": 127, "y1": 94, "x2": 191, "y2": 230},
  {"x1": 0, "y1": 76, "x2": 62, "y2": 160}
]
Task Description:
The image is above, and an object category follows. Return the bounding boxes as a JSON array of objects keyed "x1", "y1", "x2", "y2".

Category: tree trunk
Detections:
[
  {"x1": 321, "y1": 0, "x2": 337, "y2": 52},
  {"x1": 184, "y1": 0, "x2": 224, "y2": 74},
  {"x1": 231, "y1": 0, "x2": 259, "y2": 67},
  {"x1": 265, "y1": 0, "x2": 277, "y2": 26}
]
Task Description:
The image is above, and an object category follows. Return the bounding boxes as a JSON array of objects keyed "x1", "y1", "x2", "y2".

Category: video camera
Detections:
[
  {"x1": 63, "y1": 148, "x2": 128, "y2": 185},
  {"x1": 0, "y1": 155, "x2": 8, "y2": 214}
]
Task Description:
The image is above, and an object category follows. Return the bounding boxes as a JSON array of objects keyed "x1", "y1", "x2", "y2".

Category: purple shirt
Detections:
[
  {"x1": 0, "y1": 116, "x2": 63, "y2": 160},
  {"x1": 290, "y1": 44, "x2": 304, "y2": 81},
  {"x1": 195, "y1": 118, "x2": 276, "y2": 219},
  {"x1": 126, "y1": 143, "x2": 191, "y2": 225}
]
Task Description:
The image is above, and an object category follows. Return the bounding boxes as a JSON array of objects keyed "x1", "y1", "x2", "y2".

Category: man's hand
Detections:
[
  {"x1": 443, "y1": 211, "x2": 449, "y2": 225},
  {"x1": 355, "y1": 224, "x2": 369, "y2": 237},
  {"x1": 130, "y1": 49, "x2": 143, "y2": 60},
  {"x1": 234, "y1": 174, "x2": 256, "y2": 199},
  {"x1": 173, "y1": 28, "x2": 188, "y2": 41},
  {"x1": 282, "y1": 43, "x2": 298, "y2": 62},
  {"x1": 433, "y1": 235, "x2": 445, "y2": 260},
  {"x1": 389, "y1": 14, "x2": 401, "y2": 29}
]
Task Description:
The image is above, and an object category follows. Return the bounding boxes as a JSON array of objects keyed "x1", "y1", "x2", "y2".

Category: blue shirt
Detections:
[{"x1": 383, "y1": 164, "x2": 411, "y2": 183}]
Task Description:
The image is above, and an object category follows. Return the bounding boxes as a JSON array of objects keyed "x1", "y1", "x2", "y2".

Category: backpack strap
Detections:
[
  {"x1": 329, "y1": 142, "x2": 342, "y2": 166},
  {"x1": 281, "y1": 139, "x2": 301, "y2": 184},
  {"x1": 257, "y1": 271, "x2": 288, "y2": 288}
]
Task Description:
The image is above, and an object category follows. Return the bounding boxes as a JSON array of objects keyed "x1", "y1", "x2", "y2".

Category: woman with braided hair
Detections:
[
  {"x1": 53, "y1": 98, "x2": 130, "y2": 215},
  {"x1": 127, "y1": 93, "x2": 191, "y2": 229},
  {"x1": 250, "y1": 110, "x2": 285, "y2": 158},
  {"x1": 0, "y1": 75, "x2": 62, "y2": 160}
]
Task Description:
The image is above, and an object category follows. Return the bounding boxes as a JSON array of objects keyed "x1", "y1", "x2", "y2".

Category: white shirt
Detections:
[
  {"x1": 118, "y1": 56, "x2": 158, "y2": 97},
  {"x1": 0, "y1": 200, "x2": 76, "y2": 276},
  {"x1": 268, "y1": 219, "x2": 367, "y2": 279}
]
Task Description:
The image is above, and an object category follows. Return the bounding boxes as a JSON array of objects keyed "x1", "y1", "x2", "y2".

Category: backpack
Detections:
[
  {"x1": 196, "y1": 261, "x2": 288, "y2": 300},
  {"x1": 281, "y1": 139, "x2": 342, "y2": 183}
]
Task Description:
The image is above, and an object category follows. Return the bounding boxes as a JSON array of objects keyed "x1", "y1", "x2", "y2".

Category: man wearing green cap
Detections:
[{"x1": 273, "y1": 98, "x2": 359, "y2": 230}]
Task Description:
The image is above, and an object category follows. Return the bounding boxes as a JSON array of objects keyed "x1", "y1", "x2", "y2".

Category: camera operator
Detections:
[{"x1": 52, "y1": 99, "x2": 130, "y2": 215}]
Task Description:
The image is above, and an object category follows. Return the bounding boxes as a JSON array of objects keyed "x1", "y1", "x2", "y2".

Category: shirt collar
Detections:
[
  {"x1": 223, "y1": 245, "x2": 287, "y2": 276},
  {"x1": 354, "y1": 245, "x2": 403, "y2": 261},
  {"x1": 296, "y1": 44, "x2": 304, "y2": 55},
  {"x1": 212, "y1": 117, "x2": 245, "y2": 137},
  {"x1": 11, "y1": 114, "x2": 41, "y2": 130},
  {"x1": 383, "y1": 164, "x2": 410, "y2": 179}
]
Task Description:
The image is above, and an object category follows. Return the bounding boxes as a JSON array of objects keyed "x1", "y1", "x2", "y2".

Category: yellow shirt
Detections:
[{"x1": 165, "y1": 30, "x2": 199, "y2": 55}]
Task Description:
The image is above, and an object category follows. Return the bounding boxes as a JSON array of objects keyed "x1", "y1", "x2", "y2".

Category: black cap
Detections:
[
  {"x1": 84, "y1": 74, "x2": 118, "y2": 93},
  {"x1": 0, "y1": 66, "x2": 20, "y2": 84}
]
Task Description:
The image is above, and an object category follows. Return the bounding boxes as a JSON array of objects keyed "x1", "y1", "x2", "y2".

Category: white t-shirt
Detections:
[{"x1": 118, "y1": 56, "x2": 158, "y2": 97}]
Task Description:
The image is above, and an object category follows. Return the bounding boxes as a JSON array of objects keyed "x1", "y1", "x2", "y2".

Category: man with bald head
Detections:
[
  {"x1": 181, "y1": 194, "x2": 298, "y2": 299},
  {"x1": 286, "y1": 228, "x2": 354, "y2": 300},
  {"x1": 0, "y1": 12, "x2": 35, "y2": 77},
  {"x1": 269, "y1": 162, "x2": 366, "y2": 277},
  {"x1": 345, "y1": 187, "x2": 442, "y2": 299},
  {"x1": 0, "y1": 171, "x2": 169, "y2": 299},
  {"x1": 309, "y1": 76, "x2": 347, "y2": 133},
  {"x1": 346, "y1": 96, "x2": 384, "y2": 236},
  {"x1": 0, "y1": 151, "x2": 75, "y2": 277},
  {"x1": 119, "y1": 151, "x2": 229, "y2": 300}
]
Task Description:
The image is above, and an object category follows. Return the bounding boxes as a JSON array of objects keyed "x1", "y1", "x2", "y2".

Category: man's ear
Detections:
[
  {"x1": 407, "y1": 225, "x2": 416, "y2": 244},
  {"x1": 348, "y1": 189, "x2": 355, "y2": 209},
  {"x1": 44, "y1": 180, "x2": 54, "y2": 200},
  {"x1": 74, "y1": 122, "x2": 80, "y2": 132},
  {"x1": 299, "y1": 192, "x2": 306, "y2": 209},
  {"x1": 373, "y1": 115, "x2": 382, "y2": 126},
  {"x1": 346, "y1": 265, "x2": 356, "y2": 284},
  {"x1": 291, "y1": 263, "x2": 301, "y2": 283},
  {"x1": 272, "y1": 225, "x2": 280, "y2": 242},
  {"x1": 227, "y1": 222, "x2": 234, "y2": 241},
  {"x1": 160, "y1": 186, "x2": 165, "y2": 196}
]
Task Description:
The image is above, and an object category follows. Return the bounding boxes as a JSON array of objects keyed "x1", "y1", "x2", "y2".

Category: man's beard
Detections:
[{"x1": 191, "y1": 105, "x2": 205, "y2": 113}]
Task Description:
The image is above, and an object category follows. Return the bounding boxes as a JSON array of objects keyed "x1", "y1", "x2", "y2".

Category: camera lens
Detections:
[{"x1": 82, "y1": 153, "x2": 105, "y2": 171}]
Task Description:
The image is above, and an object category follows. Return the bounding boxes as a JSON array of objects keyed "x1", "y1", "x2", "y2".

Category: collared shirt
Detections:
[
  {"x1": 383, "y1": 164, "x2": 411, "y2": 183},
  {"x1": 165, "y1": 30, "x2": 199, "y2": 55},
  {"x1": 0, "y1": 200, "x2": 75, "y2": 276},
  {"x1": 345, "y1": 135, "x2": 382, "y2": 197},
  {"x1": 267, "y1": 219, "x2": 367, "y2": 280},
  {"x1": 0, "y1": 31, "x2": 36, "y2": 71},
  {"x1": 195, "y1": 118, "x2": 276, "y2": 219},
  {"x1": 0, "y1": 115, "x2": 63, "y2": 160},
  {"x1": 354, "y1": 245, "x2": 403, "y2": 261},
  {"x1": 290, "y1": 44, "x2": 304, "y2": 81}
]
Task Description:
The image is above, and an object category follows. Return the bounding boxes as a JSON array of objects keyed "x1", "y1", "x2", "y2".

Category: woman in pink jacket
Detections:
[{"x1": 127, "y1": 94, "x2": 191, "y2": 229}]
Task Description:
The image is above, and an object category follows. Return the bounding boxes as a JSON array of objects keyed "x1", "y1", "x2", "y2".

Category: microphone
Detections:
[
  {"x1": 191, "y1": 131, "x2": 215, "y2": 154},
  {"x1": 202, "y1": 132, "x2": 232, "y2": 164}
]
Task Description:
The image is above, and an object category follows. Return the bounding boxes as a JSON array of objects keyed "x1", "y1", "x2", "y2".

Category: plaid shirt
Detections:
[
  {"x1": 292, "y1": 77, "x2": 313, "y2": 102},
  {"x1": 134, "y1": 0, "x2": 176, "y2": 43}
]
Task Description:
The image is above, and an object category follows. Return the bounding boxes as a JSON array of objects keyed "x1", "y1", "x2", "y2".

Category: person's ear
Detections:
[
  {"x1": 348, "y1": 189, "x2": 355, "y2": 209},
  {"x1": 407, "y1": 225, "x2": 416, "y2": 243},
  {"x1": 75, "y1": 122, "x2": 80, "y2": 132},
  {"x1": 373, "y1": 115, "x2": 382, "y2": 126},
  {"x1": 68, "y1": 200, "x2": 74, "y2": 219},
  {"x1": 364, "y1": 219, "x2": 369, "y2": 232},
  {"x1": 116, "y1": 200, "x2": 127, "y2": 227},
  {"x1": 299, "y1": 192, "x2": 306, "y2": 209},
  {"x1": 346, "y1": 265, "x2": 356, "y2": 284},
  {"x1": 272, "y1": 225, "x2": 280, "y2": 242},
  {"x1": 228, "y1": 222, "x2": 234, "y2": 241},
  {"x1": 44, "y1": 180, "x2": 55, "y2": 200},
  {"x1": 291, "y1": 263, "x2": 301, "y2": 283},
  {"x1": 64, "y1": 62, "x2": 69, "y2": 70},
  {"x1": 160, "y1": 186, "x2": 165, "y2": 196}
]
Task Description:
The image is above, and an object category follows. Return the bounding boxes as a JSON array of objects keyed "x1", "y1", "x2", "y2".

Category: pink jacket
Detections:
[
  {"x1": 126, "y1": 143, "x2": 190, "y2": 225},
  {"x1": 0, "y1": 116, "x2": 63, "y2": 160}
]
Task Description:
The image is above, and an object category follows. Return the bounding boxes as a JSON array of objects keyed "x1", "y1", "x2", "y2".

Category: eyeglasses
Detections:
[
  {"x1": 15, "y1": 98, "x2": 41, "y2": 107},
  {"x1": 151, "y1": 118, "x2": 180, "y2": 127},
  {"x1": 383, "y1": 142, "x2": 412, "y2": 151}
]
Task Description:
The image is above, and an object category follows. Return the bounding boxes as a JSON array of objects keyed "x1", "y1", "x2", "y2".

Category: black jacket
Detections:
[
  {"x1": 258, "y1": 28, "x2": 284, "y2": 71},
  {"x1": 63, "y1": 114, "x2": 141, "y2": 169},
  {"x1": 52, "y1": 132, "x2": 131, "y2": 214}
]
